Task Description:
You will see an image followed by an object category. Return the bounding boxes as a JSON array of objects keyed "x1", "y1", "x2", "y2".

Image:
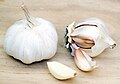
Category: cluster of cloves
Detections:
[{"x1": 65, "y1": 18, "x2": 116, "y2": 71}]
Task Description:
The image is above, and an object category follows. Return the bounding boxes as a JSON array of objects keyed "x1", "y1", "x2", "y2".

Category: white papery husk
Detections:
[
  {"x1": 65, "y1": 18, "x2": 116, "y2": 57},
  {"x1": 4, "y1": 5, "x2": 58, "y2": 64}
]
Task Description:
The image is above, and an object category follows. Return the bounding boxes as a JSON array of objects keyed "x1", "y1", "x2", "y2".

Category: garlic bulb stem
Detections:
[{"x1": 21, "y1": 4, "x2": 34, "y2": 28}]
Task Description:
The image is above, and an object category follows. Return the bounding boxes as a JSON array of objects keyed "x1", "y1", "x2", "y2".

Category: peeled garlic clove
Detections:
[
  {"x1": 4, "y1": 4, "x2": 58, "y2": 64},
  {"x1": 47, "y1": 61, "x2": 77, "y2": 80},
  {"x1": 71, "y1": 44, "x2": 97, "y2": 71}
]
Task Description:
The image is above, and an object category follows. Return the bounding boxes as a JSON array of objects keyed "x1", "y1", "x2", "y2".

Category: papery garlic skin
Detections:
[
  {"x1": 65, "y1": 18, "x2": 116, "y2": 57},
  {"x1": 4, "y1": 5, "x2": 58, "y2": 64}
]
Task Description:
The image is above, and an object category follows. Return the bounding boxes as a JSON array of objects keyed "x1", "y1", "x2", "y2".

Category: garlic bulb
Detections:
[
  {"x1": 4, "y1": 5, "x2": 58, "y2": 64},
  {"x1": 65, "y1": 18, "x2": 116, "y2": 71},
  {"x1": 65, "y1": 18, "x2": 116, "y2": 57}
]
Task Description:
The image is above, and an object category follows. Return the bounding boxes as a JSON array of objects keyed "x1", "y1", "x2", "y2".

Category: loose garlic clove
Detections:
[
  {"x1": 47, "y1": 61, "x2": 77, "y2": 80},
  {"x1": 71, "y1": 44, "x2": 97, "y2": 71}
]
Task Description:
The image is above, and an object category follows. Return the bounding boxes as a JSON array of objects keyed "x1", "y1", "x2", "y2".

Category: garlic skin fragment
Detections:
[
  {"x1": 65, "y1": 18, "x2": 116, "y2": 57},
  {"x1": 47, "y1": 61, "x2": 77, "y2": 80},
  {"x1": 4, "y1": 5, "x2": 58, "y2": 64}
]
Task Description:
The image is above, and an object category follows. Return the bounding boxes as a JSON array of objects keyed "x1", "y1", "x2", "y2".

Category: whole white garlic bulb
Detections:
[{"x1": 4, "y1": 5, "x2": 58, "y2": 64}]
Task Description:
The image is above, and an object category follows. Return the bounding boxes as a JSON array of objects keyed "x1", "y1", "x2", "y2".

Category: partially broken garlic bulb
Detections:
[
  {"x1": 65, "y1": 18, "x2": 116, "y2": 71},
  {"x1": 47, "y1": 61, "x2": 77, "y2": 80},
  {"x1": 4, "y1": 5, "x2": 58, "y2": 64}
]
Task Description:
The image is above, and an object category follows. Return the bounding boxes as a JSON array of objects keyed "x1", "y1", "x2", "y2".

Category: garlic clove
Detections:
[
  {"x1": 78, "y1": 18, "x2": 109, "y2": 35},
  {"x1": 47, "y1": 61, "x2": 77, "y2": 80},
  {"x1": 71, "y1": 43, "x2": 97, "y2": 71},
  {"x1": 86, "y1": 18, "x2": 116, "y2": 57},
  {"x1": 74, "y1": 48, "x2": 97, "y2": 71},
  {"x1": 90, "y1": 30, "x2": 116, "y2": 57},
  {"x1": 72, "y1": 36, "x2": 94, "y2": 49},
  {"x1": 75, "y1": 42, "x2": 94, "y2": 49},
  {"x1": 71, "y1": 26, "x2": 100, "y2": 41}
]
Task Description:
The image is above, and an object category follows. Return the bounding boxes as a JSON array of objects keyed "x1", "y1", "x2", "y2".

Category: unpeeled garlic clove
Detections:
[
  {"x1": 72, "y1": 44, "x2": 97, "y2": 71},
  {"x1": 47, "y1": 61, "x2": 77, "y2": 80}
]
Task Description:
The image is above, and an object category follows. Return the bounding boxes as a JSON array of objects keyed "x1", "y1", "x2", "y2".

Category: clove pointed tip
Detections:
[{"x1": 111, "y1": 43, "x2": 116, "y2": 49}]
